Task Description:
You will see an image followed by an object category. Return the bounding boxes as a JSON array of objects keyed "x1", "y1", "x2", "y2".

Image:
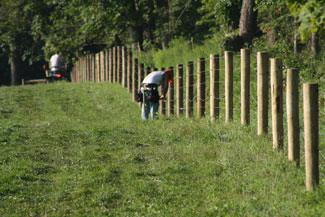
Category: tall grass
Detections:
[{"x1": 0, "y1": 81, "x2": 324, "y2": 216}]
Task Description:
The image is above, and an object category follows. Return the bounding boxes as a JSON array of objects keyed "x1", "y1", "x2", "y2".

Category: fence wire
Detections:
[{"x1": 72, "y1": 48, "x2": 324, "y2": 181}]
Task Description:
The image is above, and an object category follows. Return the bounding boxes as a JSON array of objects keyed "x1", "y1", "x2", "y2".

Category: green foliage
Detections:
[
  {"x1": 287, "y1": 0, "x2": 325, "y2": 40},
  {"x1": 150, "y1": 36, "x2": 222, "y2": 69},
  {"x1": 200, "y1": 0, "x2": 241, "y2": 34}
]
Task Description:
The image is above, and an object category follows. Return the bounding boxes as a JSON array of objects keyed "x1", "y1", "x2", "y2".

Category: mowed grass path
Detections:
[{"x1": 0, "y1": 82, "x2": 324, "y2": 216}]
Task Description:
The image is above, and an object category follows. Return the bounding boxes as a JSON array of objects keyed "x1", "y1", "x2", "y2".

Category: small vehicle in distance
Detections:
[{"x1": 43, "y1": 64, "x2": 68, "y2": 83}]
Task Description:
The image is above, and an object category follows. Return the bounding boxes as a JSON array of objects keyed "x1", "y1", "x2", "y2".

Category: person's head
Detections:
[
  {"x1": 164, "y1": 69, "x2": 173, "y2": 83},
  {"x1": 56, "y1": 51, "x2": 60, "y2": 55}
]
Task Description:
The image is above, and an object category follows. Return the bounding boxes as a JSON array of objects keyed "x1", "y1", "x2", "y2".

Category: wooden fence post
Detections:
[
  {"x1": 127, "y1": 51, "x2": 133, "y2": 92},
  {"x1": 132, "y1": 58, "x2": 138, "y2": 102},
  {"x1": 101, "y1": 51, "x2": 105, "y2": 82},
  {"x1": 105, "y1": 50, "x2": 109, "y2": 81},
  {"x1": 197, "y1": 58, "x2": 205, "y2": 118},
  {"x1": 79, "y1": 58, "x2": 82, "y2": 82},
  {"x1": 241, "y1": 48, "x2": 250, "y2": 125},
  {"x1": 303, "y1": 83, "x2": 319, "y2": 191},
  {"x1": 79, "y1": 59, "x2": 82, "y2": 82},
  {"x1": 210, "y1": 54, "x2": 219, "y2": 121},
  {"x1": 225, "y1": 51, "x2": 233, "y2": 122},
  {"x1": 80, "y1": 57, "x2": 83, "y2": 82},
  {"x1": 109, "y1": 48, "x2": 112, "y2": 82},
  {"x1": 83, "y1": 58, "x2": 85, "y2": 82},
  {"x1": 186, "y1": 61, "x2": 194, "y2": 118},
  {"x1": 257, "y1": 51, "x2": 269, "y2": 135},
  {"x1": 122, "y1": 47, "x2": 127, "y2": 87},
  {"x1": 138, "y1": 63, "x2": 144, "y2": 108},
  {"x1": 160, "y1": 67, "x2": 166, "y2": 116},
  {"x1": 92, "y1": 54, "x2": 96, "y2": 82},
  {"x1": 113, "y1": 47, "x2": 116, "y2": 83},
  {"x1": 176, "y1": 64, "x2": 183, "y2": 117},
  {"x1": 96, "y1": 52, "x2": 101, "y2": 82},
  {"x1": 287, "y1": 68, "x2": 300, "y2": 164},
  {"x1": 86, "y1": 56, "x2": 90, "y2": 81},
  {"x1": 75, "y1": 60, "x2": 79, "y2": 83},
  {"x1": 168, "y1": 66, "x2": 174, "y2": 116},
  {"x1": 117, "y1": 46, "x2": 122, "y2": 84},
  {"x1": 271, "y1": 58, "x2": 284, "y2": 151},
  {"x1": 138, "y1": 63, "x2": 144, "y2": 90}
]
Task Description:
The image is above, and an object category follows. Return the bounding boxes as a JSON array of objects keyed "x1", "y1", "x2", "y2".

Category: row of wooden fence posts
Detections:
[{"x1": 71, "y1": 47, "x2": 319, "y2": 191}]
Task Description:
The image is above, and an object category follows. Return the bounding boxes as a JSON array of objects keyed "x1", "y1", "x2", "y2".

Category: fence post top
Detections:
[
  {"x1": 257, "y1": 51, "x2": 269, "y2": 54},
  {"x1": 303, "y1": 82, "x2": 318, "y2": 86}
]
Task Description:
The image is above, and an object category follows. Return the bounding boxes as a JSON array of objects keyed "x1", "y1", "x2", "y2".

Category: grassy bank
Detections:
[{"x1": 0, "y1": 82, "x2": 324, "y2": 216}]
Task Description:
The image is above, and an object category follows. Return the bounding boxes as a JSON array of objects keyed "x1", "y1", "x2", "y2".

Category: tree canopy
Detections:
[{"x1": 0, "y1": 0, "x2": 324, "y2": 85}]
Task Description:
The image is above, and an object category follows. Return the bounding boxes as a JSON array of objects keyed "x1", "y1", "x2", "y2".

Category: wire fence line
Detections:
[{"x1": 72, "y1": 46, "x2": 324, "y2": 191}]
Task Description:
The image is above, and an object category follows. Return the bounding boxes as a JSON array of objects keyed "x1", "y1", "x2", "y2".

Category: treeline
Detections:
[{"x1": 0, "y1": 0, "x2": 324, "y2": 85}]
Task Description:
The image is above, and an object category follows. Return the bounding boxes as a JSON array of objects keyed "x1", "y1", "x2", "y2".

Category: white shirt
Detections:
[
  {"x1": 142, "y1": 71, "x2": 166, "y2": 86},
  {"x1": 50, "y1": 54, "x2": 63, "y2": 69}
]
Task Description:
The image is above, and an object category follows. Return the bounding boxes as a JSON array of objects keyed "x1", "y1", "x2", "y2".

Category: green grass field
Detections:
[{"x1": 0, "y1": 81, "x2": 324, "y2": 216}]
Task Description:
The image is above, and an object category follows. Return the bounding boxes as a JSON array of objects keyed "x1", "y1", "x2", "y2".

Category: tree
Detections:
[
  {"x1": 239, "y1": 0, "x2": 258, "y2": 44},
  {"x1": 287, "y1": 0, "x2": 325, "y2": 55},
  {"x1": 0, "y1": 0, "x2": 49, "y2": 85}
]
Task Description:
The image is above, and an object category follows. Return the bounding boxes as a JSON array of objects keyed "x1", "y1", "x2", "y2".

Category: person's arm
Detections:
[{"x1": 160, "y1": 73, "x2": 169, "y2": 100}]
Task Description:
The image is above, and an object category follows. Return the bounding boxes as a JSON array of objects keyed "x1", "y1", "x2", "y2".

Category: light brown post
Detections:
[
  {"x1": 210, "y1": 54, "x2": 219, "y2": 121},
  {"x1": 186, "y1": 61, "x2": 194, "y2": 118},
  {"x1": 160, "y1": 67, "x2": 166, "y2": 116},
  {"x1": 101, "y1": 51, "x2": 105, "y2": 82},
  {"x1": 176, "y1": 64, "x2": 183, "y2": 117},
  {"x1": 105, "y1": 50, "x2": 109, "y2": 81},
  {"x1": 75, "y1": 60, "x2": 78, "y2": 83},
  {"x1": 92, "y1": 54, "x2": 96, "y2": 82},
  {"x1": 122, "y1": 47, "x2": 127, "y2": 87},
  {"x1": 168, "y1": 67, "x2": 174, "y2": 116},
  {"x1": 109, "y1": 48, "x2": 112, "y2": 82},
  {"x1": 87, "y1": 55, "x2": 91, "y2": 81},
  {"x1": 287, "y1": 69, "x2": 300, "y2": 164},
  {"x1": 96, "y1": 52, "x2": 101, "y2": 82},
  {"x1": 303, "y1": 83, "x2": 319, "y2": 191},
  {"x1": 117, "y1": 46, "x2": 122, "y2": 83},
  {"x1": 83, "y1": 57, "x2": 86, "y2": 81},
  {"x1": 86, "y1": 56, "x2": 89, "y2": 81},
  {"x1": 79, "y1": 58, "x2": 82, "y2": 82},
  {"x1": 132, "y1": 58, "x2": 138, "y2": 102},
  {"x1": 197, "y1": 58, "x2": 205, "y2": 118},
  {"x1": 138, "y1": 63, "x2": 144, "y2": 89},
  {"x1": 225, "y1": 51, "x2": 233, "y2": 122},
  {"x1": 86, "y1": 56, "x2": 88, "y2": 81},
  {"x1": 88, "y1": 55, "x2": 91, "y2": 81},
  {"x1": 84, "y1": 57, "x2": 87, "y2": 81},
  {"x1": 79, "y1": 59, "x2": 82, "y2": 82},
  {"x1": 127, "y1": 51, "x2": 133, "y2": 92},
  {"x1": 82, "y1": 57, "x2": 85, "y2": 82},
  {"x1": 138, "y1": 63, "x2": 144, "y2": 108},
  {"x1": 113, "y1": 47, "x2": 116, "y2": 83},
  {"x1": 257, "y1": 51, "x2": 269, "y2": 134},
  {"x1": 270, "y1": 58, "x2": 284, "y2": 151},
  {"x1": 81, "y1": 57, "x2": 84, "y2": 82},
  {"x1": 241, "y1": 49, "x2": 250, "y2": 125}
]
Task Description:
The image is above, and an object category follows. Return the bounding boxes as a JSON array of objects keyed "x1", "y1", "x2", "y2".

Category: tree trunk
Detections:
[
  {"x1": 9, "y1": 53, "x2": 21, "y2": 85},
  {"x1": 267, "y1": 15, "x2": 275, "y2": 44},
  {"x1": 239, "y1": 0, "x2": 257, "y2": 44},
  {"x1": 310, "y1": 31, "x2": 320, "y2": 56}
]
